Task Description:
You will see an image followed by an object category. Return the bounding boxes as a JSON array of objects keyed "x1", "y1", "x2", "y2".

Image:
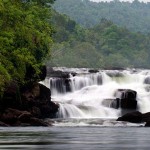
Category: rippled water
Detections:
[{"x1": 0, "y1": 122, "x2": 150, "y2": 150}]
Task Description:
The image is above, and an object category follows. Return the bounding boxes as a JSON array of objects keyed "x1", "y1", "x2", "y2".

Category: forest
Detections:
[
  {"x1": 1, "y1": 0, "x2": 150, "y2": 96},
  {"x1": 0, "y1": 0, "x2": 55, "y2": 95},
  {"x1": 53, "y1": 0, "x2": 150, "y2": 33},
  {"x1": 48, "y1": 9, "x2": 150, "y2": 69}
]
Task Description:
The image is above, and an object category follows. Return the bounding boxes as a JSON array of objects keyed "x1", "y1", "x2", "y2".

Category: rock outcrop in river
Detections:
[
  {"x1": 0, "y1": 66, "x2": 59, "y2": 127},
  {"x1": 117, "y1": 111, "x2": 150, "y2": 127}
]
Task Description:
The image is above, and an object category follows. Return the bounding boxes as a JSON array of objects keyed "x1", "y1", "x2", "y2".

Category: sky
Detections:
[{"x1": 90, "y1": 0, "x2": 150, "y2": 3}]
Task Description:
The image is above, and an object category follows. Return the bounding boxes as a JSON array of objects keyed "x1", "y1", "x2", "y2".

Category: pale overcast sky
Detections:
[{"x1": 90, "y1": 0, "x2": 150, "y2": 3}]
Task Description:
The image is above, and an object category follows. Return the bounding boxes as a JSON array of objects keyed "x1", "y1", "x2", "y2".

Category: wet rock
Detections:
[
  {"x1": 145, "y1": 121, "x2": 150, "y2": 127},
  {"x1": 142, "y1": 112, "x2": 150, "y2": 122},
  {"x1": 114, "y1": 89, "x2": 137, "y2": 109},
  {"x1": 117, "y1": 111, "x2": 142, "y2": 123},
  {"x1": 102, "y1": 98, "x2": 119, "y2": 109},
  {"x1": 18, "y1": 111, "x2": 32, "y2": 122},
  {"x1": 0, "y1": 108, "x2": 31, "y2": 125},
  {"x1": 106, "y1": 71, "x2": 123, "y2": 78},
  {"x1": 21, "y1": 83, "x2": 59, "y2": 118},
  {"x1": 50, "y1": 78, "x2": 71, "y2": 93},
  {"x1": 88, "y1": 69, "x2": 99, "y2": 73},
  {"x1": 144, "y1": 77, "x2": 150, "y2": 84},
  {"x1": 1, "y1": 81, "x2": 21, "y2": 110},
  {"x1": 29, "y1": 117, "x2": 51, "y2": 126},
  {"x1": 30, "y1": 106, "x2": 41, "y2": 118},
  {"x1": 0, "y1": 121, "x2": 9, "y2": 127}
]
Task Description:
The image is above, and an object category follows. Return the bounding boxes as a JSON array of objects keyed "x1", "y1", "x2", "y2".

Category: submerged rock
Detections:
[{"x1": 144, "y1": 77, "x2": 150, "y2": 84}]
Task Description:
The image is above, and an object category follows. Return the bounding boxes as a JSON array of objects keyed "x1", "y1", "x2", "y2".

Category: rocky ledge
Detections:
[
  {"x1": 116, "y1": 111, "x2": 150, "y2": 127},
  {"x1": 0, "y1": 82, "x2": 59, "y2": 127}
]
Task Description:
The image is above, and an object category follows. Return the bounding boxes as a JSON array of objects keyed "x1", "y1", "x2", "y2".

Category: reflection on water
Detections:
[{"x1": 0, "y1": 126, "x2": 150, "y2": 150}]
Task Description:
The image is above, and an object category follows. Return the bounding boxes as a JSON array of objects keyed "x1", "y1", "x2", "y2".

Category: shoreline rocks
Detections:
[
  {"x1": 0, "y1": 67, "x2": 59, "y2": 126},
  {"x1": 116, "y1": 111, "x2": 150, "y2": 127}
]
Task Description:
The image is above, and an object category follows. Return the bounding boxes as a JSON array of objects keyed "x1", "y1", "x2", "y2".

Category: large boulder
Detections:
[
  {"x1": 21, "y1": 83, "x2": 59, "y2": 118},
  {"x1": 0, "y1": 81, "x2": 21, "y2": 110},
  {"x1": 0, "y1": 108, "x2": 52, "y2": 126},
  {"x1": 102, "y1": 89, "x2": 137, "y2": 110},
  {"x1": 114, "y1": 89, "x2": 137, "y2": 109},
  {"x1": 142, "y1": 112, "x2": 150, "y2": 122},
  {"x1": 117, "y1": 111, "x2": 142, "y2": 123}
]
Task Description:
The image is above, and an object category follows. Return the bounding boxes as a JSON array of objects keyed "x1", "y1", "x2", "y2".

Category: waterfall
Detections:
[{"x1": 45, "y1": 68, "x2": 150, "y2": 119}]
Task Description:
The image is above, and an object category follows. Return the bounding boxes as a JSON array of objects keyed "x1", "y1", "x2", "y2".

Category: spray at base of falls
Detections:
[{"x1": 43, "y1": 68, "x2": 150, "y2": 119}]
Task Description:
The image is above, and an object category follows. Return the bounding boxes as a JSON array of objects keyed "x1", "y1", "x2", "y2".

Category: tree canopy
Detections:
[
  {"x1": 53, "y1": 0, "x2": 150, "y2": 33},
  {"x1": 48, "y1": 11, "x2": 150, "y2": 69},
  {"x1": 0, "y1": 0, "x2": 54, "y2": 95}
]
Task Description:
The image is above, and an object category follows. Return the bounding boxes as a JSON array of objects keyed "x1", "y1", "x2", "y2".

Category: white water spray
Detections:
[{"x1": 45, "y1": 68, "x2": 150, "y2": 119}]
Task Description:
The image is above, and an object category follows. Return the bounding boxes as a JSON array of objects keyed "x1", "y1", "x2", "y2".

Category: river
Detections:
[
  {"x1": 1, "y1": 68, "x2": 150, "y2": 149},
  {"x1": 1, "y1": 126, "x2": 150, "y2": 150}
]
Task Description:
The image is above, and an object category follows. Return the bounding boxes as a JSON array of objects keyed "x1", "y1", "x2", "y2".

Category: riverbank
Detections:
[{"x1": 0, "y1": 67, "x2": 59, "y2": 127}]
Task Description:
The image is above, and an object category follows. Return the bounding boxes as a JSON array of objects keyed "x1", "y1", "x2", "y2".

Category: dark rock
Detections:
[
  {"x1": 1, "y1": 81, "x2": 21, "y2": 110},
  {"x1": 144, "y1": 77, "x2": 150, "y2": 84},
  {"x1": 25, "y1": 65, "x2": 47, "y2": 82},
  {"x1": 21, "y1": 82, "x2": 59, "y2": 118},
  {"x1": 29, "y1": 117, "x2": 51, "y2": 126},
  {"x1": 46, "y1": 67, "x2": 69, "y2": 78},
  {"x1": 18, "y1": 111, "x2": 32, "y2": 122},
  {"x1": 30, "y1": 106, "x2": 41, "y2": 118},
  {"x1": 0, "y1": 108, "x2": 53, "y2": 126},
  {"x1": 89, "y1": 69, "x2": 99, "y2": 73},
  {"x1": 104, "y1": 67, "x2": 124, "y2": 70},
  {"x1": 117, "y1": 111, "x2": 142, "y2": 123},
  {"x1": 0, "y1": 121, "x2": 9, "y2": 127},
  {"x1": 114, "y1": 89, "x2": 137, "y2": 109},
  {"x1": 106, "y1": 71, "x2": 123, "y2": 78},
  {"x1": 0, "y1": 108, "x2": 32, "y2": 125},
  {"x1": 111, "y1": 98, "x2": 120, "y2": 109},
  {"x1": 46, "y1": 67, "x2": 77, "y2": 78},
  {"x1": 145, "y1": 121, "x2": 150, "y2": 127},
  {"x1": 114, "y1": 89, "x2": 137, "y2": 99},
  {"x1": 39, "y1": 83, "x2": 51, "y2": 100},
  {"x1": 120, "y1": 98, "x2": 137, "y2": 109},
  {"x1": 142, "y1": 112, "x2": 150, "y2": 122}
]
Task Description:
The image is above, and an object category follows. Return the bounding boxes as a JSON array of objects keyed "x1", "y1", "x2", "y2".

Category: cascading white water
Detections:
[{"x1": 45, "y1": 68, "x2": 150, "y2": 119}]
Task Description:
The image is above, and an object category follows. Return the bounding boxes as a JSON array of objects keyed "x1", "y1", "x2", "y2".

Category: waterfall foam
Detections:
[{"x1": 45, "y1": 68, "x2": 150, "y2": 118}]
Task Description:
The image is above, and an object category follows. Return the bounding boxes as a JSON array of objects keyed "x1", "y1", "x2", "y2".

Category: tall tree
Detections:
[{"x1": 0, "y1": 0, "x2": 54, "y2": 95}]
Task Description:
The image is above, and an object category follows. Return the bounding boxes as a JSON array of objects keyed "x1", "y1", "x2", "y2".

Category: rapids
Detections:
[{"x1": 43, "y1": 68, "x2": 150, "y2": 119}]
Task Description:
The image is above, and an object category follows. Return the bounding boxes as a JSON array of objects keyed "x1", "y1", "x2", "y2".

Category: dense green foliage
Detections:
[
  {"x1": 48, "y1": 11, "x2": 150, "y2": 69},
  {"x1": 0, "y1": 0, "x2": 54, "y2": 94},
  {"x1": 1, "y1": 0, "x2": 150, "y2": 97},
  {"x1": 53, "y1": 0, "x2": 150, "y2": 33}
]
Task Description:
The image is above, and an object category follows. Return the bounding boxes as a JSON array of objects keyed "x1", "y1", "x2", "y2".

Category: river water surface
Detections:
[
  {"x1": 0, "y1": 126, "x2": 150, "y2": 150},
  {"x1": 2, "y1": 68, "x2": 150, "y2": 149}
]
